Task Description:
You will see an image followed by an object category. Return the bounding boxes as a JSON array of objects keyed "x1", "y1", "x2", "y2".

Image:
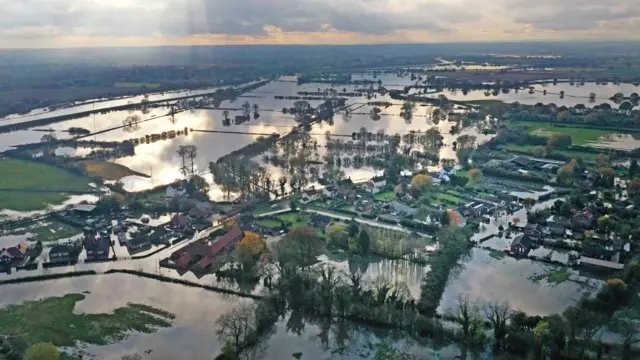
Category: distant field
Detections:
[
  {"x1": 507, "y1": 120, "x2": 618, "y2": 145},
  {"x1": 0, "y1": 158, "x2": 91, "y2": 211},
  {"x1": 114, "y1": 82, "x2": 162, "y2": 89},
  {"x1": 9, "y1": 220, "x2": 82, "y2": 242},
  {"x1": 77, "y1": 160, "x2": 149, "y2": 181},
  {"x1": 499, "y1": 144, "x2": 600, "y2": 160}
]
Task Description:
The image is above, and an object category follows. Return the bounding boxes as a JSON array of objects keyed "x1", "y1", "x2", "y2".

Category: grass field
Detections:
[
  {"x1": 500, "y1": 143, "x2": 600, "y2": 160},
  {"x1": 258, "y1": 219, "x2": 281, "y2": 228},
  {"x1": 77, "y1": 160, "x2": 149, "y2": 181},
  {"x1": 0, "y1": 158, "x2": 92, "y2": 211},
  {"x1": 259, "y1": 212, "x2": 311, "y2": 230},
  {"x1": 278, "y1": 212, "x2": 310, "y2": 229},
  {"x1": 434, "y1": 192, "x2": 462, "y2": 205},
  {"x1": 506, "y1": 120, "x2": 618, "y2": 145},
  {"x1": 10, "y1": 220, "x2": 83, "y2": 242},
  {"x1": 0, "y1": 293, "x2": 173, "y2": 349},
  {"x1": 490, "y1": 250, "x2": 507, "y2": 259},
  {"x1": 374, "y1": 191, "x2": 395, "y2": 202},
  {"x1": 114, "y1": 82, "x2": 161, "y2": 89},
  {"x1": 547, "y1": 269, "x2": 571, "y2": 284}
]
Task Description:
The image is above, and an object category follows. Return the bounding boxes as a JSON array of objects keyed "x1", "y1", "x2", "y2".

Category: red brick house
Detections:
[
  {"x1": 510, "y1": 234, "x2": 533, "y2": 255},
  {"x1": 171, "y1": 227, "x2": 243, "y2": 270}
]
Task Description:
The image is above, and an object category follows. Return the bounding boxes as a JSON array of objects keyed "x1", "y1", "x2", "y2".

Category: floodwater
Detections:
[
  {"x1": 0, "y1": 273, "x2": 463, "y2": 360},
  {"x1": 435, "y1": 82, "x2": 640, "y2": 108},
  {"x1": 0, "y1": 79, "x2": 492, "y2": 199},
  {"x1": 318, "y1": 254, "x2": 428, "y2": 299},
  {"x1": 0, "y1": 81, "x2": 262, "y2": 127},
  {"x1": 438, "y1": 248, "x2": 599, "y2": 316}
]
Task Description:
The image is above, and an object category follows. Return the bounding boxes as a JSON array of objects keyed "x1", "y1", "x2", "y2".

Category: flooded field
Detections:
[
  {"x1": 0, "y1": 274, "x2": 461, "y2": 360},
  {"x1": 438, "y1": 248, "x2": 600, "y2": 316},
  {"x1": 0, "y1": 79, "x2": 492, "y2": 199}
]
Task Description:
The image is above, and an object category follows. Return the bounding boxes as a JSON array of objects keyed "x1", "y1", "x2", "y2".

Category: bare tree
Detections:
[
  {"x1": 216, "y1": 303, "x2": 257, "y2": 354},
  {"x1": 252, "y1": 104, "x2": 260, "y2": 119},
  {"x1": 242, "y1": 101, "x2": 252, "y2": 118},
  {"x1": 484, "y1": 301, "x2": 512, "y2": 348}
]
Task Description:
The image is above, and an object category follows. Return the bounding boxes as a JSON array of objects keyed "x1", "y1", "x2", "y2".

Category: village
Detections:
[{"x1": 1, "y1": 144, "x2": 633, "y2": 285}]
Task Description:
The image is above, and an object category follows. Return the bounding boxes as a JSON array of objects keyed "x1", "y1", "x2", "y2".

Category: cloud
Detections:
[{"x1": 0, "y1": 0, "x2": 639, "y2": 47}]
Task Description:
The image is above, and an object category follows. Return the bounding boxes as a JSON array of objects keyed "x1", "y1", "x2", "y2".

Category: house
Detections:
[
  {"x1": 49, "y1": 244, "x2": 78, "y2": 260},
  {"x1": 309, "y1": 214, "x2": 332, "y2": 229},
  {"x1": 73, "y1": 204, "x2": 97, "y2": 216},
  {"x1": 84, "y1": 236, "x2": 110, "y2": 258},
  {"x1": 471, "y1": 203, "x2": 485, "y2": 216},
  {"x1": 362, "y1": 180, "x2": 378, "y2": 194},
  {"x1": 510, "y1": 234, "x2": 533, "y2": 255},
  {"x1": 0, "y1": 243, "x2": 28, "y2": 264},
  {"x1": 171, "y1": 227, "x2": 243, "y2": 270},
  {"x1": 511, "y1": 156, "x2": 533, "y2": 169},
  {"x1": 189, "y1": 205, "x2": 213, "y2": 221},
  {"x1": 149, "y1": 227, "x2": 171, "y2": 244},
  {"x1": 356, "y1": 199, "x2": 374, "y2": 213},
  {"x1": 388, "y1": 201, "x2": 418, "y2": 216},
  {"x1": 300, "y1": 190, "x2": 321, "y2": 204},
  {"x1": 524, "y1": 223, "x2": 543, "y2": 239},
  {"x1": 579, "y1": 246, "x2": 624, "y2": 271},
  {"x1": 572, "y1": 210, "x2": 595, "y2": 229},
  {"x1": 323, "y1": 184, "x2": 338, "y2": 198},
  {"x1": 544, "y1": 223, "x2": 566, "y2": 237},
  {"x1": 127, "y1": 235, "x2": 151, "y2": 251},
  {"x1": 171, "y1": 214, "x2": 192, "y2": 231},
  {"x1": 371, "y1": 176, "x2": 387, "y2": 189}
]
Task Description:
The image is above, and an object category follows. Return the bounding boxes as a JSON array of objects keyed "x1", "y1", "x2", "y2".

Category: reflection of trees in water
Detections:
[
  {"x1": 122, "y1": 115, "x2": 141, "y2": 132},
  {"x1": 210, "y1": 158, "x2": 270, "y2": 200}
]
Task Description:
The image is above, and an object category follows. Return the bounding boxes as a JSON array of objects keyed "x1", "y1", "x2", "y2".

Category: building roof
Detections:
[
  {"x1": 389, "y1": 201, "x2": 418, "y2": 215},
  {"x1": 511, "y1": 234, "x2": 533, "y2": 249},
  {"x1": 511, "y1": 156, "x2": 532, "y2": 167},
  {"x1": 210, "y1": 227, "x2": 243, "y2": 255},
  {"x1": 172, "y1": 214, "x2": 191, "y2": 227},
  {"x1": 579, "y1": 257, "x2": 624, "y2": 270},
  {"x1": 84, "y1": 236, "x2": 109, "y2": 251},
  {"x1": 310, "y1": 214, "x2": 332, "y2": 226},
  {"x1": 50, "y1": 244, "x2": 76, "y2": 255},
  {"x1": 4, "y1": 247, "x2": 25, "y2": 258},
  {"x1": 128, "y1": 235, "x2": 150, "y2": 247},
  {"x1": 73, "y1": 204, "x2": 97, "y2": 213},
  {"x1": 525, "y1": 223, "x2": 541, "y2": 230}
]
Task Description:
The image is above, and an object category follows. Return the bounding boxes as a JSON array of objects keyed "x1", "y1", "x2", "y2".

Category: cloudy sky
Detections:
[{"x1": 1, "y1": 0, "x2": 639, "y2": 48}]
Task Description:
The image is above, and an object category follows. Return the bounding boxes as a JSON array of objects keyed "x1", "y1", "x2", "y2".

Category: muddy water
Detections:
[{"x1": 0, "y1": 274, "x2": 462, "y2": 360}]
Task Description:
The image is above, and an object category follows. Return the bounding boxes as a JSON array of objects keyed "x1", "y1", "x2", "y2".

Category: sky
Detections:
[{"x1": 1, "y1": 0, "x2": 640, "y2": 48}]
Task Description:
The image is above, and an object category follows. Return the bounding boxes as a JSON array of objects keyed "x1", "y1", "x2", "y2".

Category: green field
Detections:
[
  {"x1": 10, "y1": 220, "x2": 83, "y2": 242},
  {"x1": 507, "y1": 120, "x2": 617, "y2": 146},
  {"x1": 434, "y1": 192, "x2": 461, "y2": 205},
  {"x1": 547, "y1": 269, "x2": 571, "y2": 284},
  {"x1": 374, "y1": 191, "x2": 395, "y2": 202},
  {"x1": 114, "y1": 82, "x2": 161, "y2": 89},
  {"x1": 258, "y1": 219, "x2": 281, "y2": 228},
  {"x1": 259, "y1": 212, "x2": 310, "y2": 230},
  {"x1": 500, "y1": 143, "x2": 600, "y2": 160},
  {"x1": 278, "y1": 212, "x2": 310, "y2": 229},
  {"x1": 490, "y1": 250, "x2": 507, "y2": 259},
  {"x1": 0, "y1": 293, "x2": 173, "y2": 350},
  {"x1": 0, "y1": 159, "x2": 92, "y2": 211}
]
